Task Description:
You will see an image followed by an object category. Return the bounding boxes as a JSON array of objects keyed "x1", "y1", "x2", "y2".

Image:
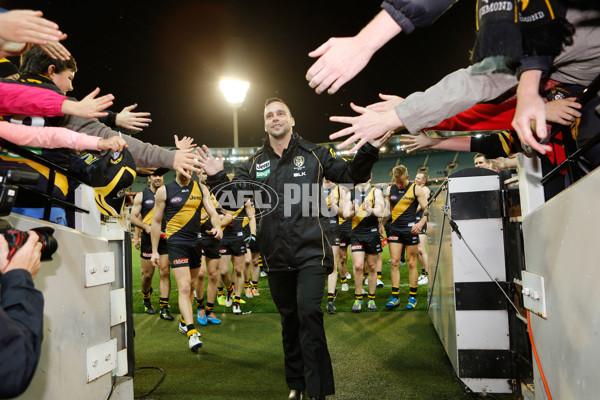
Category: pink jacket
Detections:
[
  {"x1": 0, "y1": 82, "x2": 65, "y2": 117},
  {"x1": 0, "y1": 82, "x2": 100, "y2": 150}
]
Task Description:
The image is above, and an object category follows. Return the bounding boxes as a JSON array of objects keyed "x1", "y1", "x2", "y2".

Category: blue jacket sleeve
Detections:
[
  {"x1": 0, "y1": 269, "x2": 44, "y2": 398},
  {"x1": 381, "y1": 0, "x2": 458, "y2": 34}
]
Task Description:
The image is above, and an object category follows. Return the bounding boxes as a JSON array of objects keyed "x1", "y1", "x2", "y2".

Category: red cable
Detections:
[{"x1": 527, "y1": 311, "x2": 553, "y2": 400}]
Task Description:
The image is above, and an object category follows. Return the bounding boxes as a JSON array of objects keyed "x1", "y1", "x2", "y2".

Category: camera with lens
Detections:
[{"x1": 0, "y1": 169, "x2": 58, "y2": 262}]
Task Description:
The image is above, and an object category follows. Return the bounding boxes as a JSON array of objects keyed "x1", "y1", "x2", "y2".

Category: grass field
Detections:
[{"x1": 131, "y1": 245, "x2": 519, "y2": 400}]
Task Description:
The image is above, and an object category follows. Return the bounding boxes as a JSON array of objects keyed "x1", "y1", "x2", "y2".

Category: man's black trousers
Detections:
[{"x1": 267, "y1": 264, "x2": 335, "y2": 398}]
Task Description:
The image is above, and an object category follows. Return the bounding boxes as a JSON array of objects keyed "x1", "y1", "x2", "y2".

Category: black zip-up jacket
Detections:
[
  {"x1": 207, "y1": 133, "x2": 379, "y2": 273},
  {"x1": 0, "y1": 269, "x2": 44, "y2": 398}
]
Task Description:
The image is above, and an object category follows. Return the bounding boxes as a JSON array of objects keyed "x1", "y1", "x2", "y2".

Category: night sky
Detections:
[{"x1": 2, "y1": 0, "x2": 476, "y2": 148}]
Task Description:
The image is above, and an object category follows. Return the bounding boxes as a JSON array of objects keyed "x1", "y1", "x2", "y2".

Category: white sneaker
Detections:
[
  {"x1": 188, "y1": 332, "x2": 203, "y2": 352},
  {"x1": 418, "y1": 274, "x2": 429, "y2": 285},
  {"x1": 232, "y1": 304, "x2": 242, "y2": 314},
  {"x1": 377, "y1": 278, "x2": 384, "y2": 288},
  {"x1": 260, "y1": 271, "x2": 267, "y2": 277},
  {"x1": 341, "y1": 282, "x2": 349, "y2": 292},
  {"x1": 225, "y1": 293, "x2": 233, "y2": 307},
  {"x1": 345, "y1": 272, "x2": 352, "y2": 280},
  {"x1": 245, "y1": 287, "x2": 253, "y2": 298},
  {"x1": 364, "y1": 277, "x2": 369, "y2": 285},
  {"x1": 179, "y1": 322, "x2": 188, "y2": 335}
]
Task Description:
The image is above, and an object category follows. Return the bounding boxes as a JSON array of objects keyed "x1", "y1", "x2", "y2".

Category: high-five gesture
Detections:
[
  {"x1": 174, "y1": 134, "x2": 196, "y2": 151},
  {"x1": 116, "y1": 104, "x2": 152, "y2": 132},
  {"x1": 0, "y1": 10, "x2": 63, "y2": 44},
  {"x1": 61, "y1": 87, "x2": 114, "y2": 119},
  {"x1": 366, "y1": 93, "x2": 404, "y2": 113},
  {"x1": 195, "y1": 145, "x2": 224, "y2": 176},
  {"x1": 306, "y1": 10, "x2": 401, "y2": 94},
  {"x1": 330, "y1": 103, "x2": 400, "y2": 151}
]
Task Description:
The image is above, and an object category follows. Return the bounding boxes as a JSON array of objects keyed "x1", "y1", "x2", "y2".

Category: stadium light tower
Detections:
[{"x1": 220, "y1": 78, "x2": 249, "y2": 148}]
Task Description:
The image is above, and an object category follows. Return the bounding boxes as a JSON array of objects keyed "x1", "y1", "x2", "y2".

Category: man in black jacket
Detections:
[
  {"x1": 0, "y1": 232, "x2": 44, "y2": 398},
  {"x1": 198, "y1": 98, "x2": 390, "y2": 400}
]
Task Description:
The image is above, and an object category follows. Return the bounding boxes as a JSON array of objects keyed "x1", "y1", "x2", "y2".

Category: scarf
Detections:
[{"x1": 472, "y1": 0, "x2": 572, "y2": 64}]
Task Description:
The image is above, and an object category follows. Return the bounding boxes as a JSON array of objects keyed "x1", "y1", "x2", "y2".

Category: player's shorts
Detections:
[
  {"x1": 384, "y1": 221, "x2": 392, "y2": 238},
  {"x1": 387, "y1": 228, "x2": 419, "y2": 246},
  {"x1": 140, "y1": 233, "x2": 168, "y2": 260},
  {"x1": 329, "y1": 225, "x2": 340, "y2": 247},
  {"x1": 350, "y1": 231, "x2": 382, "y2": 254},
  {"x1": 200, "y1": 235, "x2": 221, "y2": 259},
  {"x1": 339, "y1": 230, "x2": 352, "y2": 249},
  {"x1": 220, "y1": 238, "x2": 247, "y2": 257},
  {"x1": 167, "y1": 243, "x2": 202, "y2": 269}
]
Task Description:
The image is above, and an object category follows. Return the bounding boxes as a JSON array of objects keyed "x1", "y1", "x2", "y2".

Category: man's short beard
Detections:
[{"x1": 268, "y1": 127, "x2": 289, "y2": 139}]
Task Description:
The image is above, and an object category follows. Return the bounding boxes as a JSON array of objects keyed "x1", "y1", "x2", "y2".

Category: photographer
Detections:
[{"x1": 0, "y1": 232, "x2": 44, "y2": 398}]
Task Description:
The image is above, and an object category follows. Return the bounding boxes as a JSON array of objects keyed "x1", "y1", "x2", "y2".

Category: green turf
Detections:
[
  {"x1": 131, "y1": 245, "x2": 519, "y2": 400},
  {"x1": 134, "y1": 312, "x2": 476, "y2": 400}
]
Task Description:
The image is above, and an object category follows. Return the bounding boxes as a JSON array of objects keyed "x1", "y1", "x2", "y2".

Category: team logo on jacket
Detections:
[
  {"x1": 294, "y1": 156, "x2": 304, "y2": 169},
  {"x1": 256, "y1": 169, "x2": 270, "y2": 178},
  {"x1": 390, "y1": 195, "x2": 398, "y2": 201},
  {"x1": 144, "y1": 199, "x2": 154, "y2": 205},
  {"x1": 256, "y1": 160, "x2": 270, "y2": 171},
  {"x1": 171, "y1": 196, "x2": 183, "y2": 203}
]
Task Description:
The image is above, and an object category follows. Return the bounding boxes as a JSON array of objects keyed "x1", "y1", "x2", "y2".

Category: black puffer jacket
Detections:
[{"x1": 207, "y1": 133, "x2": 379, "y2": 273}]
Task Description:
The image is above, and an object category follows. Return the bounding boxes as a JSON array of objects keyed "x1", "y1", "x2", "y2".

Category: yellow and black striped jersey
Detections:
[
  {"x1": 139, "y1": 188, "x2": 166, "y2": 234},
  {"x1": 389, "y1": 183, "x2": 418, "y2": 230},
  {"x1": 351, "y1": 186, "x2": 379, "y2": 234},
  {"x1": 141, "y1": 189, "x2": 157, "y2": 225},
  {"x1": 201, "y1": 192, "x2": 219, "y2": 229},
  {"x1": 222, "y1": 205, "x2": 246, "y2": 240},
  {"x1": 164, "y1": 180, "x2": 203, "y2": 244}
]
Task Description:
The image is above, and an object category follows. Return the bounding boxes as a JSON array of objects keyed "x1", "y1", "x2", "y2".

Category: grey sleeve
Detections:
[
  {"x1": 61, "y1": 115, "x2": 175, "y2": 169},
  {"x1": 396, "y1": 66, "x2": 519, "y2": 133},
  {"x1": 550, "y1": 8, "x2": 600, "y2": 87}
]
